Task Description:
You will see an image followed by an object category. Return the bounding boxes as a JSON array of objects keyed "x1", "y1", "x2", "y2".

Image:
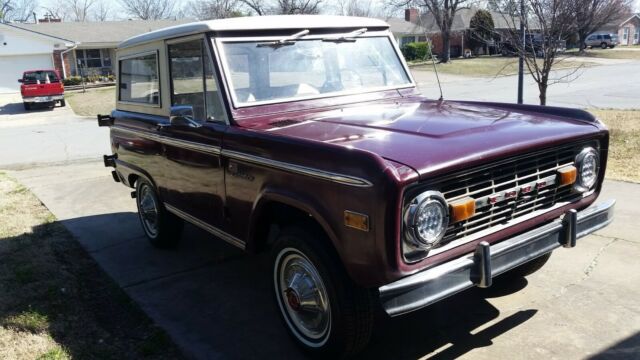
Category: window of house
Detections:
[
  {"x1": 417, "y1": 36, "x2": 427, "y2": 42},
  {"x1": 623, "y1": 27, "x2": 629, "y2": 40},
  {"x1": 635, "y1": 29, "x2": 639, "y2": 41},
  {"x1": 78, "y1": 49, "x2": 103, "y2": 68},
  {"x1": 400, "y1": 36, "x2": 414, "y2": 46},
  {"x1": 119, "y1": 52, "x2": 160, "y2": 105}
]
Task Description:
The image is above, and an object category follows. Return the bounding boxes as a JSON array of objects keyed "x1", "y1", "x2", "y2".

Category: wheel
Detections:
[
  {"x1": 601, "y1": 42, "x2": 608, "y2": 49},
  {"x1": 135, "y1": 179, "x2": 183, "y2": 248},
  {"x1": 504, "y1": 252, "x2": 552, "y2": 279},
  {"x1": 272, "y1": 226, "x2": 374, "y2": 357},
  {"x1": 60, "y1": 99, "x2": 66, "y2": 107},
  {"x1": 23, "y1": 102, "x2": 30, "y2": 110}
]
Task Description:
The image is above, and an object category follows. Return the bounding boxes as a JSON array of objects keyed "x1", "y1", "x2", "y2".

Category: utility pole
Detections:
[{"x1": 517, "y1": 0, "x2": 525, "y2": 104}]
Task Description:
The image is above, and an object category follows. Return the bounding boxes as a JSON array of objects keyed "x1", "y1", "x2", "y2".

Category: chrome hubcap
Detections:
[
  {"x1": 276, "y1": 250, "x2": 330, "y2": 344},
  {"x1": 138, "y1": 185, "x2": 159, "y2": 237}
]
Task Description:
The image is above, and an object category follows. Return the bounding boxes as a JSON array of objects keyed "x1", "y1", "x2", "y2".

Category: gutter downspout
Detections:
[{"x1": 60, "y1": 43, "x2": 78, "y2": 79}]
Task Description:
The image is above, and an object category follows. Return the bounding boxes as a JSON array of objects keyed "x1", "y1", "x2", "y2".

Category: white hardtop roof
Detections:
[{"x1": 118, "y1": 15, "x2": 390, "y2": 49}]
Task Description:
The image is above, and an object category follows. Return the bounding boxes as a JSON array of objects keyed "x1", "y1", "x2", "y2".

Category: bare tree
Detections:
[
  {"x1": 336, "y1": 0, "x2": 375, "y2": 16},
  {"x1": 575, "y1": 0, "x2": 633, "y2": 52},
  {"x1": 387, "y1": 0, "x2": 472, "y2": 62},
  {"x1": 186, "y1": 0, "x2": 243, "y2": 19},
  {"x1": 119, "y1": 0, "x2": 175, "y2": 20},
  {"x1": 239, "y1": 0, "x2": 269, "y2": 15},
  {"x1": 500, "y1": 0, "x2": 581, "y2": 105},
  {"x1": 277, "y1": 0, "x2": 322, "y2": 14},
  {"x1": 65, "y1": 0, "x2": 96, "y2": 21},
  {"x1": 1, "y1": 0, "x2": 38, "y2": 22},
  {"x1": 92, "y1": 0, "x2": 111, "y2": 21}
]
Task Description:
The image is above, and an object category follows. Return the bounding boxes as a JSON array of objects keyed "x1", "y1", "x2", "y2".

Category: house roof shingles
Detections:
[
  {"x1": 12, "y1": 19, "x2": 191, "y2": 46},
  {"x1": 382, "y1": 17, "x2": 428, "y2": 35}
]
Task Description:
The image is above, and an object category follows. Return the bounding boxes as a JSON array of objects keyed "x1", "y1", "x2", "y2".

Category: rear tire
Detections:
[
  {"x1": 60, "y1": 99, "x2": 66, "y2": 107},
  {"x1": 135, "y1": 179, "x2": 183, "y2": 248},
  {"x1": 272, "y1": 226, "x2": 374, "y2": 358},
  {"x1": 23, "y1": 102, "x2": 30, "y2": 110}
]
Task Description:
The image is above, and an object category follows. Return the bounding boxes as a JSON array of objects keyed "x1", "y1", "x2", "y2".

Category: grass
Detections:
[
  {"x1": 66, "y1": 87, "x2": 115, "y2": 117},
  {"x1": 411, "y1": 56, "x2": 594, "y2": 77},
  {"x1": 590, "y1": 110, "x2": 640, "y2": 183},
  {"x1": 568, "y1": 48, "x2": 640, "y2": 60},
  {"x1": 0, "y1": 172, "x2": 184, "y2": 359}
]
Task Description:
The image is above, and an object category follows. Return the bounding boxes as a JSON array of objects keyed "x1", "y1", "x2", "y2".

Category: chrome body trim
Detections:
[
  {"x1": 112, "y1": 125, "x2": 372, "y2": 187},
  {"x1": 379, "y1": 199, "x2": 615, "y2": 317},
  {"x1": 221, "y1": 149, "x2": 373, "y2": 188},
  {"x1": 164, "y1": 203, "x2": 246, "y2": 250},
  {"x1": 23, "y1": 95, "x2": 65, "y2": 102},
  {"x1": 111, "y1": 125, "x2": 222, "y2": 155}
]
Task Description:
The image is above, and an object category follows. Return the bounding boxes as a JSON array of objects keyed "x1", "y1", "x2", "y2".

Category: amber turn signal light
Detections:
[
  {"x1": 557, "y1": 165, "x2": 577, "y2": 186},
  {"x1": 449, "y1": 197, "x2": 476, "y2": 223},
  {"x1": 344, "y1": 210, "x2": 369, "y2": 232}
]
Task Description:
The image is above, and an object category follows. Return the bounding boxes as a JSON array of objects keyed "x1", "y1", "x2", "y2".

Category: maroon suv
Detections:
[{"x1": 99, "y1": 15, "x2": 615, "y2": 357}]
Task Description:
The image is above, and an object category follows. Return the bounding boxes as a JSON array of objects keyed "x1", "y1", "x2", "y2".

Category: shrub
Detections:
[
  {"x1": 62, "y1": 76, "x2": 82, "y2": 86},
  {"x1": 401, "y1": 42, "x2": 431, "y2": 61}
]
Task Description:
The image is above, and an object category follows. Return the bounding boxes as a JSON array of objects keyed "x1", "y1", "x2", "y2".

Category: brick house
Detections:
[
  {"x1": 0, "y1": 19, "x2": 188, "y2": 92},
  {"x1": 404, "y1": 8, "x2": 527, "y2": 58},
  {"x1": 618, "y1": 14, "x2": 640, "y2": 46}
]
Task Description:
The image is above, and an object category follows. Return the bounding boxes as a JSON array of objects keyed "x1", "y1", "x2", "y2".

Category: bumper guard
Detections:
[{"x1": 379, "y1": 199, "x2": 615, "y2": 317}]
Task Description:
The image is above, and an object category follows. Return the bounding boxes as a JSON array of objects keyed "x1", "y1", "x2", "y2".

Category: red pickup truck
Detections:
[{"x1": 19, "y1": 70, "x2": 66, "y2": 110}]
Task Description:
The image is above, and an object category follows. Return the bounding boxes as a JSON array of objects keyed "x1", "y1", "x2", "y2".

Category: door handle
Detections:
[{"x1": 156, "y1": 123, "x2": 171, "y2": 131}]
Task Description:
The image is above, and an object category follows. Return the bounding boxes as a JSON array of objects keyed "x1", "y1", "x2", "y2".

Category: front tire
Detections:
[
  {"x1": 272, "y1": 226, "x2": 374, "y2": 357},
  {"x1": 135, "y1": 179, "x2": 183, "y2": 248},
  {"x1": 601, "y1": 42, "x2": 608, "y2": 49}
]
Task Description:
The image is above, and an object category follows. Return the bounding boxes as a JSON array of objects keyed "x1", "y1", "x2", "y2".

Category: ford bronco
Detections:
[{"x1": 98, "y1": 15, "x2": 615, "y2": 357}]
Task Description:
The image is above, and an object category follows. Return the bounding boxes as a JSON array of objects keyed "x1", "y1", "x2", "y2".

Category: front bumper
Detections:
[
  {"x1": 379, "y1": 199, "x2": 615, "y2": 317},
  {"x1": 23, "y1": 95, "x2": 64, "y2": 103}
]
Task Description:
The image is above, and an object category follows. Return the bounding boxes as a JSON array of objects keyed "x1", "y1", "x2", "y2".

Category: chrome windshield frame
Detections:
[{"x1": 212, "y1": 30, "x2": 416, "y2": 109}]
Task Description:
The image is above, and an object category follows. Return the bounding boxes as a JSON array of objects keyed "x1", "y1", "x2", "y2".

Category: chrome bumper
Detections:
[
  {"x1": 23, "y1": 95, "x2": 64, "y2": 102},
  {"x1": 379, "y1": 199, "x2": 615, "y2": 317}
]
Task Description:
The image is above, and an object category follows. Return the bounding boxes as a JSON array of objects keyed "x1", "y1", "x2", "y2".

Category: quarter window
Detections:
[{"x1": 119, "y1": 52, "x2": 160, "y2": 105}]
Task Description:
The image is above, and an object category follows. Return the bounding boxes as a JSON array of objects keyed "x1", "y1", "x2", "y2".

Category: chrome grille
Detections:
[{"x1": 433, "y1": 144, "x2": 589, "y2": 245}]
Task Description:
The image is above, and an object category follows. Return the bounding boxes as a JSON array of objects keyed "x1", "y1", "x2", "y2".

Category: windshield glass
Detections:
[
  {"x1": 219, "y1": 36, "x2": 411, "y2": 106},
  {"x1": 23, "y1": 71, "x2": 59, "y2": 85}
]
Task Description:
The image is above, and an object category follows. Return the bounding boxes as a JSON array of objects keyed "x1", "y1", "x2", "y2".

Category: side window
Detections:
[
  {"x1": 119, "y1": 52, "x2": 160, "y2": 105},
  {"x1": 169, "y1": 39, "x2": 226, "y2": 122},
  {"x1": 596, "y1": 35, "x2": 602, "y2": 40},
  {"x1": 587, "y1": 35, "x2": 595, "y2": 41}
]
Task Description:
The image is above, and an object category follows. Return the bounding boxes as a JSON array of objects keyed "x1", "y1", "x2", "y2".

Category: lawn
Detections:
[
  {"x1": 590, "y1": 110, "x2": 640, "y2": 183},
  {"x1": 568, "y1": 48, "x2": 640, "y2": 60},
  {"x1": 0, "y1": 172, "x2": 183, "y2": 359},
  {"x1": 66, "y1": 87, "x2": 116, "y2": 117},
  {"x1": 411, "y1": 56, "x2": 594, "y2": 77}
]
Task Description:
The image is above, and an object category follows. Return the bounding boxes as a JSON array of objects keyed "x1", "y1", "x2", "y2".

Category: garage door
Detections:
[{"x1": 0, "y1": 54, "x2": 53, "y2": 93}]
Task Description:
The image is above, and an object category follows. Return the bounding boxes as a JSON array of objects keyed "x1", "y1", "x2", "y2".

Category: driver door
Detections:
[{"x1": 159, "y1": 37, "x2": 229, "y2": 229}]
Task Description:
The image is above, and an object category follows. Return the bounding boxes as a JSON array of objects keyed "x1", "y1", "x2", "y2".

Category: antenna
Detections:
[{"x1": 428, "y1": 39, "x2": 444, "y2": 101}]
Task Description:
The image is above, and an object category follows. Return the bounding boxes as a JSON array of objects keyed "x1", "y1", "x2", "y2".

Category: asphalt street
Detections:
[
  {"x1": 412, "y1": 58, "x2": 640, "y2": 109},
  {"x1": 1, "y1": 57, "x2": 640, "y2": 359}
]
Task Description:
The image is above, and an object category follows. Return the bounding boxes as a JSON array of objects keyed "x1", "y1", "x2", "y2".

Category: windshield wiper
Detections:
[
  {"x1": 321, "y1": 28, "x2": 367, "y2": 43},
  {"x1": 257, "y1": 29, "x2": 310, "y2": 48}
]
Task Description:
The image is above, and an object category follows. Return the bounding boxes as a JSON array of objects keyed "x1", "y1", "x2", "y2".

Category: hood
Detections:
[{"x1": 243, "y1": 99, "x2": 603, "y2": 179}]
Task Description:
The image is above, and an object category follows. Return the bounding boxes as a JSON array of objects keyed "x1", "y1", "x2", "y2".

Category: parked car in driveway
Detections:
[
  {"x1": 19, "y1": 70, "x2": 65, "y2": 110},
  {"x1": 585, "y1": 33, "x2": 618, "y2": 49},
  {"x1": 98, "y1": 16, "x2": 615, "y2": 357}
]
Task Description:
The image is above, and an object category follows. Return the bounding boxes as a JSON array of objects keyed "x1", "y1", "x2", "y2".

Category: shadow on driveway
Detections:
[
  {"x1": 0, "y1": 101, "x2": 56, "y2": 116},
  {"x1": 54, "y1": 210, "x2": 539, "y2": 359}
]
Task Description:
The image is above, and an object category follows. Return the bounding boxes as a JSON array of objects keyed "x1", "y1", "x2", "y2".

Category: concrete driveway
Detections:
[
  {"x1": 1, "y1": 74, "x2": 640, "y2": 358},
  {"x1": 0, "y1": 93, "x2": 110, "y2": 169}
]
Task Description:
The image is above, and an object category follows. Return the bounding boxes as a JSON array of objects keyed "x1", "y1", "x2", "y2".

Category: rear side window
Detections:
[
  {"x1": 604, "y1": 35, "x2": 611, "y2": 39},
  {"x1": 119, "y1": 52, "x2": 160, "y2": 105},
  {"x1": 23, "y1": 71, "x2": 59, "y2": 85}
]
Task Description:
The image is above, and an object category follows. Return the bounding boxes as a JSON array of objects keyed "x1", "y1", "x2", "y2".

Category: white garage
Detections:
[{"x1": 0, "y1": 23, "x2": 73, "y2": 93}]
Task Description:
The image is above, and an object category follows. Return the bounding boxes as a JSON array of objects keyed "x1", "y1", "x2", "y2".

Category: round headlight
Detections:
[
  {"x1": 575, "y1": 147, "x2": 599, "y2": 192},
  {"x1": 404, "y1": 191, "x2": 449, "y2": 249}
]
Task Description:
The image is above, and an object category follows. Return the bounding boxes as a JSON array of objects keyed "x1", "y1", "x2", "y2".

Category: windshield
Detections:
[{"x1": 219, "y1": 36, "x2": 412, "y2": 106}]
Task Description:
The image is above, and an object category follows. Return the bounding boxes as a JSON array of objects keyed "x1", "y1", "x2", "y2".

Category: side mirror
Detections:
[
  {"x1": 18, "y1": 79, "x2": 23, "y2": 83},
  {"x1": 169, "y1": 105, "x2": 200, "y2": 128}
]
